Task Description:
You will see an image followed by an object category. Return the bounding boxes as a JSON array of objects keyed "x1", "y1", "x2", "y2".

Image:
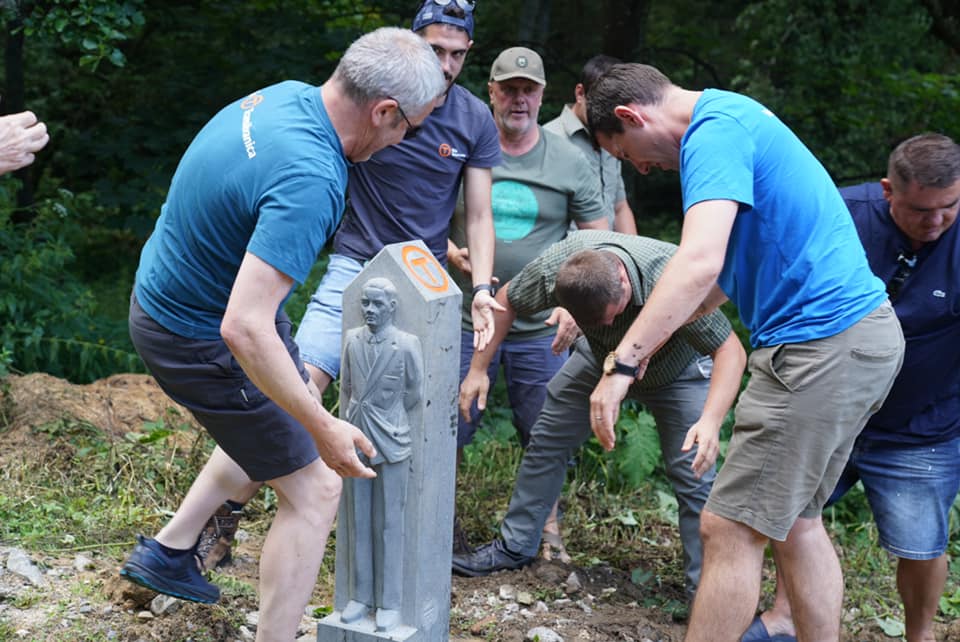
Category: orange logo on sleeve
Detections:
[
  {"x1": 438, "y1": 143, "x2": 452, "y2": 158},
  {"x1": 402, "y1": 245, "x2": 449, "y2": 292},
  {"x1": 240, "y1": 93, "x2": 264, "y2": 110}
]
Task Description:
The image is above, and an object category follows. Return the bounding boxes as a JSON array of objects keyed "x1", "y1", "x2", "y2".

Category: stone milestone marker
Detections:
[{"x1": 317, "y1": 240, "x2": 462, "y2": 642}]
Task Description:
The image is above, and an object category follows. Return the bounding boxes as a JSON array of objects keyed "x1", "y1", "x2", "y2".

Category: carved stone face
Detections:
[{"x1": 361, "y1": 287, "x2": 396, "y2": 332}]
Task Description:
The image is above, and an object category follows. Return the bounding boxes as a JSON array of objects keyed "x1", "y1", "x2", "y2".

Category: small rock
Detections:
[
  {"x1": 6, "y1": 548, "x2": 45, "y2": 587},
  {"x1": 504, "y1": 602, "x2": 520, "y2": 614},
  {"x1": 525, "y1": 626, "x2": 564, "y2": 642},
  {"x1": 238, "y1": 625, "x2": 255, "y2": 641},
  {"x1": 74, "y1": 554, "x2": 95, "y2": 571},
  {"x1": 517, "y1": 590, "x2": 535, "y2": 606},
  {"x1": 499, "y1": 584, "x2": 516, "y2": 601},
  {"x1": 136, "y1": 610, "x2": 154, "y2": 620},
  {"x1": 235, "y1": 529, "x2": 251, "y2": 543},
  {"x1": 576, "y1": 599, "x2": 593, "y2": 614},
  {"x1": 79, "y1": 603, "x2": 93, "y2": 614},
  {"x1": 533, "y1": 600, "x2": 549, "y2": 613},
  {"x1": 552, "y1": 598, "x2": 573, "y2": 607},
  {"x1": 564, "y1": 571, "x2": 581, "y2": 594},
  {"x1": 149, "y1": 593, "x2": 180, "y2": 616},
  {"x1": 245, "y1": 611, "x2": 260, "y2": 628}
]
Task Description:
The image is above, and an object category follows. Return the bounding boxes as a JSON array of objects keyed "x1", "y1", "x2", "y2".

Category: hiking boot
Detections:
[
  {"x1": 452, "y1": 515, "x2": 473, "y2": 555},
  {"x1": 120, "y1": 535, "x2": 220, "y2": 604},
  {"x1": 451, "y1": 538, "x2": 534, "y2": 577},
  {"x1": 196, "y1": 502, "x2": 242, "y2": 571}
]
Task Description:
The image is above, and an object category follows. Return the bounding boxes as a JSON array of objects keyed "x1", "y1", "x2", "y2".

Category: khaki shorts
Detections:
[{"x1": 706, "y1": 302, "x2": 904, "y2": 540}]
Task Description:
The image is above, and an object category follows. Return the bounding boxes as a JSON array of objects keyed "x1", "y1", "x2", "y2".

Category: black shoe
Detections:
[
  {"x1": 451, "y1": 538, "x2": 534, "y2": 577},
  {"x1": 120, "y1": 535, "x2": 220, "y2": 604}
]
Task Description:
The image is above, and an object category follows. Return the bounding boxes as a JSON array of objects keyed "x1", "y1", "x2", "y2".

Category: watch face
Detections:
[{"x1": 603, "y1": 352, "x2": 617, "y2": 374}]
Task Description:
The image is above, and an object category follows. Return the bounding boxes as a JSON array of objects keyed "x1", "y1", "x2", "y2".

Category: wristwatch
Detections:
[{"x1": 603, "y1": 351, "x2": 640, "y2": 377}]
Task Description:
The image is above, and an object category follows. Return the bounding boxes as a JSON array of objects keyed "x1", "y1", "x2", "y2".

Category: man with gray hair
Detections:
[{"x1": 118, "y1": 27, "x2": 444, "y2": 641}]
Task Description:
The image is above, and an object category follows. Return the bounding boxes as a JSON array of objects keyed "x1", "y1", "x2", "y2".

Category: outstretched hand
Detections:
[
  {"x1": 544, "y1": 307, "x2": 581, "y2": 354},
  {"x1": 472, "y1": 288, "x2": 506, "y2": 351}
]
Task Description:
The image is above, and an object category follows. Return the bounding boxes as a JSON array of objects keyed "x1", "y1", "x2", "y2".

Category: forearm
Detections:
[
  {"x1": 699, "y1": 333, "x2": 746, "y2": 426},
  {"x1": 463, "y1": 167, "x2": 495, "y2": 285},
  {"x1": 613, "y1": 200, "x2": 637, "y2": 235},
  {"x1": 616, "y1": 251, "x2": 718, "y2": 366},
  {"x1": 226, "y1": 327, "x2": 337, "y2": 437}
]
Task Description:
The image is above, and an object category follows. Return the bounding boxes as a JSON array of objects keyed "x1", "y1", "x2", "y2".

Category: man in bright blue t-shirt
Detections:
[
  {"x1": 118, "y1": 27, "x2": 445, "y2": 641},
  {"x1": 751, "y1": 133, "x2": 960, "y2": 642},
  {"x1": 586, "y1": 64, "x2": 904, "y2": 641}
]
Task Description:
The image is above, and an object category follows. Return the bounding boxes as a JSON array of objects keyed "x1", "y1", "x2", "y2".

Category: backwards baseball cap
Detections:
[
  {"x1": 412, "y1": 0, "x2": 475, "y2": 39},
  {"x1": 489, "y1": 46, "x2": 546, "y2": 86}
]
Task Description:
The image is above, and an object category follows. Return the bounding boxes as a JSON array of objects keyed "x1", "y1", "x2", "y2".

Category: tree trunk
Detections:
[
  {"x1": 5, "y1": 5, "x2": 36, "y2": 221},
  {"x1": 603, "y1": 0, "x2": 650, "y2": 60}
]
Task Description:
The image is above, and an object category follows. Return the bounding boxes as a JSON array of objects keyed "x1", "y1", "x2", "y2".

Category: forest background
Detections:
[
  {"x1": 0, "y1": 0, "x2": 959, "y2": 636},
  {"x1": 0, "y1": 0, "x2": 960, "y2": 637},
  {"x1": 2, "y1": 0, "x2": 959, "y2": 383}
]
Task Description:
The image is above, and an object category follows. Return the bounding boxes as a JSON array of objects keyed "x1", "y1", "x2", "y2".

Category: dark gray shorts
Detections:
[{"x1": 128, "y1": 293, "x2": 318, "y2": 482}]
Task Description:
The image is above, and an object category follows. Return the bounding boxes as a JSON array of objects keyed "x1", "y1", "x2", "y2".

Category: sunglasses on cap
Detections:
[{"x1": 431, "y1": 0, "x2": 475, "y2": 11}]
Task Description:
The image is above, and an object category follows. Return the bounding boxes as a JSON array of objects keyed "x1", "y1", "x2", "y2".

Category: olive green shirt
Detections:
[{"x1": 506, "y1": 230, "x2": 733, "y2": 390}]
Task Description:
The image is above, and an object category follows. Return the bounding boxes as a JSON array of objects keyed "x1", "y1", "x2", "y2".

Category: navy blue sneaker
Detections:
[{"x1": 120, "y1": 535, "x2": 220, "y2": 604}]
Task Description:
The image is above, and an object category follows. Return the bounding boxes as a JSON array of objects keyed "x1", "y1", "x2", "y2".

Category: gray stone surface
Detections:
[{"x1": 318, "y1": 240, "x2": 462, "y2": 642}]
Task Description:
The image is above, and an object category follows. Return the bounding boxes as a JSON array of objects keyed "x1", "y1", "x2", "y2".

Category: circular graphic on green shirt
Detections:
[{"x1": 492, "y1": 180, "x2": 539, "y2": 241}]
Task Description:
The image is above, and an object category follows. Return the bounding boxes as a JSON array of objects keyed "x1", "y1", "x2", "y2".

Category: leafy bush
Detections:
[{"x1": 0, "y1": 181, "x2": 143, "y2": 382}]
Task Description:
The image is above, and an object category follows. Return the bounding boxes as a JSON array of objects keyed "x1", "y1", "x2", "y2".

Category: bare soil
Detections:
[{"x1": 2, "y1": 372, "x2": 957, "y2": 641}]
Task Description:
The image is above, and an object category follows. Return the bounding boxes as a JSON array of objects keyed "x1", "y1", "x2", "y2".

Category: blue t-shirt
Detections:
[
  {"x1": 135, "y1": 81, "x2": 348, "y2": 339},
  {"x1": 333, "y1": 84, "x2": 501, "y2": 264},
  {"x1": 843, "y1": 182, "x2": 960, "y2": 444},
  {"x1": 680, "y1": 89, "x2": 887, "y2": 348}
]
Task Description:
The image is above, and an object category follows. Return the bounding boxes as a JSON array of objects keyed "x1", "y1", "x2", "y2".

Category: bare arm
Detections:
[
  {"x1": 462, "y1": 166, "x2": 504, "y2": 350},
  {"x1": 0, "y1": 111, "x2": 49, "y2": 175},
  {"x1": 459, "y1": 282, "x2": 516, "y2": 420},
  {"x1": 681, "y1": 331, "x2": 746, "y2": 477},
  {"x1": 613, "y1": 198, "x2": 637, "y2": 235},
  {"x1": 688, "y1": 283, "x2": 729, "y2": 323},
  {"x1": 221, "y1": 252, "x2": 376, "y2": 478},
  {"x1": 590, "y1": 199, "x2": 738, "y2": 446}
]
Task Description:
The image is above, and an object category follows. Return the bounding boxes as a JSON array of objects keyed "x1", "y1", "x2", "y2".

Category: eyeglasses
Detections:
[
  {"x1": 432, "y1": 0, "x2": 476, "y2": 11},
  {"x1": 388, "y1": 97, "x2": 420, "y2": 140},
  {"x1": 886, "y1": 250, "x2": 917, "y2": 301}
]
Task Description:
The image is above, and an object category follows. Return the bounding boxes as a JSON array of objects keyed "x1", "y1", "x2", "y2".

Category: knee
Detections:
[{"x1": 699, "y1": 510, "x2": 765, "y2": 549}]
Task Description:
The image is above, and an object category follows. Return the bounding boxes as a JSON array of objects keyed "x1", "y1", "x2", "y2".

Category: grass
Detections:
[{"x1": 1, "y1": 371, "x2": 959, "y2": 639}]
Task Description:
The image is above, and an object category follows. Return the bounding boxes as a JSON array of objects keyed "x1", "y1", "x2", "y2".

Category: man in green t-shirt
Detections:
[{"x1": 447, "y1": 45, "x2": 608, "y2": 556}]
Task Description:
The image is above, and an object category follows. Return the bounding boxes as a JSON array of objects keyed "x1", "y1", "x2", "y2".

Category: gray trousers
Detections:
[{"x1": 500, "y1": 337, "x2": 715, "y2": 594}]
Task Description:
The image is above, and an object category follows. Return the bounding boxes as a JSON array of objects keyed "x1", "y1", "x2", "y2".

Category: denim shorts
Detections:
[
  {"x1": 129, "y1": 293, "x2": 318, "y2": 482},
  {"x1": 828, "y1": 434, "x2": 960, "y2": 559},
  {"x1": 293, "y1": 253, "x2": 364, "y2": 379}
]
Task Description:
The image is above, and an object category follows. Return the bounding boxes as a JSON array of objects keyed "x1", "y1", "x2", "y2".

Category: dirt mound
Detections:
[{"x1": 3, "y1": 372, "x2": 200, "y2": 437}]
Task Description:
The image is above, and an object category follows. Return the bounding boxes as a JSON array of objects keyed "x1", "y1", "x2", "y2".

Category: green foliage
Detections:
[
  {"x1": 0, "y1": 414, "x2": 212, "y2": 550},
  {"x1": 0, "y1": 182, "x2": 143, "y2": 382},
  {"x1": 732, "y1": 0, "x2": 960, "y2": 181},
  {"x1": 14, "y1": 0, "x2": 146, "y2": 71}
]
